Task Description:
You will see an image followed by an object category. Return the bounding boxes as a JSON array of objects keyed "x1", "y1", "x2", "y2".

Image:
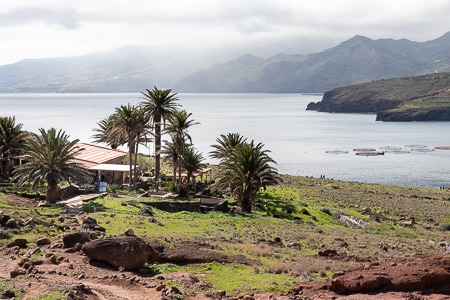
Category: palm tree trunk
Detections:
[
  {"x1": 46, "y1": 184, "x2": 59, "y2": 204},
  {"x1": 154, "y1": 115, "x2": 161, "y2": 181},
  {"x1": 177, "y1": 138, "x2": 182, "y2": 191},
  {"x1": 128, "y1": 139, "x2": 134, "y2": 191},
  {"x1": 134, "y1": 135, "x2": 140, "y2": 188},
  {"x1": 241, "y1": 186, "x2": 253, "y2": 213}
]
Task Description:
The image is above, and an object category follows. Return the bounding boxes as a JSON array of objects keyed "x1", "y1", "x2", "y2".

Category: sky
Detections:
[{"x1": 1, "y1": 0, "x2": 450, "y2": 66}]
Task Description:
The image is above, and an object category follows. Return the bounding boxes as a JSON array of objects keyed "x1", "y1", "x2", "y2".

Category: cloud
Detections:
[
  {"x1": 0, "y1": 0, "x2": 449, "y2": 66},
  {"x1": 0, "y1": 7, "x2": 83, "y2": 30}
]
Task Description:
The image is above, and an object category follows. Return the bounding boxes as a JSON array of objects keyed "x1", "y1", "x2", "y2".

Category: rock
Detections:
[
  {"x1": 82, "y1": 216, "x2": 105, "y2": 232},
  {"x1": 62, "y1": 232, "x2": 91, "y2": 248},
  {"x1": 5, "y1": 218, "x2": 18, "y2": 228},
  {"x1": 82, "y1": 237, "x2": 158, "y2": 270},
  {"x1": 0, "y1": 230, "x2": 9, "y2": 239},
  {"x1": 0, "y1": 214, "x2": 11, "y2": 226},
  {"x1": 23, "y1": 218, "x2": 35, "y2": 227},
  {"x1": 2, "y1": 289, "x2": 15, "y2": 298},
  {"x1": 123, "y1": 229, "x2": 136, "y2": 237},
  {"x1": 10, "y1": 267, "x2": 26, "y2": 278},
  {"x1": 36, "y1": 237, "x2": 52, "y2": 246},
  {"x1": 6, "y1": 238, "x2": 28, "y2": 248},
  {"x1": 318, "y1": 249, "x2": 338, "y2": 257},
  {"x1": 330, "y1": 274, "x2": 390, "y2": 293}
]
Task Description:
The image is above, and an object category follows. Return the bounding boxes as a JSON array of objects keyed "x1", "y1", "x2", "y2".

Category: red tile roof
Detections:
[{"x1": 74, "y1": 143, "x2": 127, "y2": 168}]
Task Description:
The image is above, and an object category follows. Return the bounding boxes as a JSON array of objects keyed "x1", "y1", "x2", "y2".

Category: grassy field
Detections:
[{"x1": 1, "y1": 175, "x2": 449, "y2": 296}]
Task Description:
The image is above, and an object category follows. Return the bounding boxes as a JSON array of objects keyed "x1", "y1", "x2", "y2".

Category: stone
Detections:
[
  {"x1": 0, "y1": 214, "x2": 11, "y2": 226},
  {"x1": 10, "y1": 267, "x2": 26, "y2": 278},
  {"x1": 82, "y1": 236, "x2": 158, "y2": 270},
  {"x1": 36, "y1": 237, "x2": 52, "y2": 246},
  {"x1": 82, "y1": 216, "x2": 105, "y2": 232},
  {"x1": 5, "y1": 218, "x2": 18, "y2": 228},
  {"x1": 6, "y1": 238, "x2": 28, "y2": 248},
  {"x1": 62, "y1": 232, "x2": 90, "y2": 248}
]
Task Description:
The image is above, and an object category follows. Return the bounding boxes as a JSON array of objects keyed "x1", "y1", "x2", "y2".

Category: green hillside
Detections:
[{"x1": 306, "y1": 72, "x2": 450, "y2": 121}]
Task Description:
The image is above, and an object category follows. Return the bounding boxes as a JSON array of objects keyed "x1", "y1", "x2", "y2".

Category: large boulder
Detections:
[{"x1": 82, "y1": 237, "x2": 157, "y2": 270}]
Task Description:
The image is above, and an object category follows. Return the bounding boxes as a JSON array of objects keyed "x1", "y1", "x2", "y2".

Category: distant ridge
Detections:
[
  {"x1": 174, "y1": 32, "x2": 450, "y2": 93},
  {"x1": 1, "y1": 32, "x2": 450, "y2": 93}
]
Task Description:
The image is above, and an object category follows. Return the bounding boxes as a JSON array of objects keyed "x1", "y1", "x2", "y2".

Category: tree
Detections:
[
  {"x1": 112, "y1": 104, "x2": 150, "y2": 190},
  {"x1": 164, "y1": 110, "x2": 199, "y2": 189},
  {"x1": 209, "y1": 132, "x2": 247, "y2": 162},
  {"x1": 13, "y1": 128, "x2": 91, "y2": 203},
  {"x1": 0, "y1": 116, "x2": 28, "y2": 179},
  {"x1": 92, "y1": 114, "x2": 125, "y2": 149},
  {"x1": 140, "y1": 87, "x2": 180, "y2": 181},
  {"x1": 162, "y1": 134, "x2": 179, "y2": 181},
  {"x1": 214, "y1": 140, "x2": 282, "y2": 213},
  {"x1": 182, "y1": 147, "x2": 205, "y2": 184}
]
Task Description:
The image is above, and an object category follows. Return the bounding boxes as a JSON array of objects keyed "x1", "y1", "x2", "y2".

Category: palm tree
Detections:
[
  {"x1": 182, "y1": 147, "x2": 205, "y2": 184},
  {"x1": 162, "y1": 134, "x2": 179, "y2": 181},
  {"x1": 140, "y1": 87, "x2": 180, "y2": 180},
  {"x1": 112, "y1": 104, "x2": 149, "y2": 190},
  {"x1": 209, "y1": 132, "x2": 247, "y2": 162},
  {"x1": 164, "y1": 110, "x2": 199, "y2": 189},
  {"x1": 92, "y1": 114, "x2": 125, "y2": 149},
  {"x1": 13, "y1": 128, "x2": 91, "y2": 204},
  {"x1": 214, "y1": 140, "x2": 282, "y2": 213},
  {"x1": 0, "y1": 116, "x2": 28, "y2": 180}
]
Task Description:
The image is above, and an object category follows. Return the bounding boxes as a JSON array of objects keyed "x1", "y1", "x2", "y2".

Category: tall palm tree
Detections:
[
  {"x1": 92, "y1": 114, "x2": 125, "y2": 149},
  {"x1": 13, "y1": 128, "x2": 91, "y2": 204},
  {"x1": 214, "y1": 140, "x2": 282, "y2": 213},
  {"x1": 139, "y1": 87, "x2": 180, "y2": 180},
  {"x1": 164, "y1": 110, "x2": 199, "y2": 188},
  {"x1": 0, "y1": 116, "x2": 28, "y2": 179},
  {"x1": 209, "y1": 132, "x2": 247, "y2": 162},
  {"x1": 182, "y1": 147, "x2": 205, "y2": 184},
  {"x1": 112, "y1": 104, "x2": 149, "y2": 190}
]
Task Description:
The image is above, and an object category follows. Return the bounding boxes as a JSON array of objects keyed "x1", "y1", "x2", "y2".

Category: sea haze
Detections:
[{"x1": 2, "y1": 93, "x2": 450, "y2": 188}]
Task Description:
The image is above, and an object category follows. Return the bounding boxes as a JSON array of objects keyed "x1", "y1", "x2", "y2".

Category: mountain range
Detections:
[{"x1": 1, "y1": 32, "x2": 450, "y2": 93}]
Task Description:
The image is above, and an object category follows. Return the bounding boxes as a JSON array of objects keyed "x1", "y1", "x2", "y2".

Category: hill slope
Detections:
[
  {"x1": 306, "y1": 72, "x2": 450, "y2": 121},
  {"x1": 174, "y1": 32, "x2": 450, "y2": 93},
  {"x1": 0, "y1": 46, "x2": 201, "y2": 92}
]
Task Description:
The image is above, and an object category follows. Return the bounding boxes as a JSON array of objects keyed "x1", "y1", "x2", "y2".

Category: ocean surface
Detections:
[{"x1": 2, "y1": 92, "x2": 450, "y2": 188}]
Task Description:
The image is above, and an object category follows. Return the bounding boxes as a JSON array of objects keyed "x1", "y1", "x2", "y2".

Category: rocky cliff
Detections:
[{"x1": 306, "y1": 73, "x2": 450, "y2": 121}]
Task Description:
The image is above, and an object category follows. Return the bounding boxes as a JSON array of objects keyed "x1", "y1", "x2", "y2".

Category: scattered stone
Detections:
[
  {"x1": 10, "y1": 267, "x2": 26, "y2": 278},
  {"x1": 6, "y1": 238, "x2": 28, "y2": 248},
  {"x1": 62, "y1": 232, "x2": 90, "y2": 248},
  {"x1": 82, "y1": 216, "x2": 105, "y2": 232},
  {"x1": 5, "y1": 218, "x2": 18, "y2": 228},
  {"x1": 156, "y1": 284, "x2": 166, "y2": 291},
  {"x1": 0, "y1": 214, "x2": 11, "y2": 226},
  {"x1": 123, "y1": 228, "x2": 136, "y2": 236},
  {"x1": 36, "y1": 237, "x2": 52, "y2": 246},
  {"x1": 1, "y1": 289, "x2": 15, "y2": 298},
  {"x1": 318, "y1": 249, "x2": 338, "y2": 257}
]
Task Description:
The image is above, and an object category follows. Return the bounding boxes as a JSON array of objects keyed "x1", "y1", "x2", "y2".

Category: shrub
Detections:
[
  {"x1": 320, "y1": 208, "x2": 332, "y2": 216},
  {"x1": 442, "y1": 224, "x2": 450, "y2": 231}
]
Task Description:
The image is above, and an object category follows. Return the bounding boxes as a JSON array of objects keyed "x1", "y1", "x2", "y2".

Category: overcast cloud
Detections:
[{"x1": 0, "y1": 0, "x2": 449, "y2": 65}]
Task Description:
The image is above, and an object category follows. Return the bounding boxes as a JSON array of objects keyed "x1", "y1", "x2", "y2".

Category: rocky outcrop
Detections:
[
  {"x1": 307, "y1": 72, "x2": 450, "y2": 121},
  {"x1": 82, "y1": 237, "x2": 158, "y2": 270}
]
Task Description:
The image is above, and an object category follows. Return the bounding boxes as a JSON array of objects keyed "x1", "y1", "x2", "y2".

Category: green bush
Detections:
[
  {"x1": 442, "y1": 224, "x2": 450, "y2": 231},
  {"x1": 320, "y1": 208, "x2": 332, "y2": 215}
]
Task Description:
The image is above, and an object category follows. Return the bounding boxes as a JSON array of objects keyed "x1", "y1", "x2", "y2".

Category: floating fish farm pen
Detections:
[
  {"x1": 353, "y1": 147, "x2": 376, "y2": 152},
  {"x1": 411, "y1": 148, "x2": 434, "y2": 152},
  {"x1": 435, "y1": 146, "x2": 450, "y2": 150},
  {"x1": 384, "y1": 150, "x2": 410, "y2": 154},
  {"x1": 405, "y1": 144, "x2": 427, "y2": 148},
  {"x1": 380, "y1": 146, "x2": 402, "y2": 150},
  {"x1": 325, "y1": 150, "x2": 349, "y2": 154},
  {"x1": 355, "y1": 151, "x2": 385, "y2": 156}
]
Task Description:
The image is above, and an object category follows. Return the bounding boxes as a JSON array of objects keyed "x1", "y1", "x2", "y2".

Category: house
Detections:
[{"x1": 73, "y1": 143, "x2": 132, "y2": 185}]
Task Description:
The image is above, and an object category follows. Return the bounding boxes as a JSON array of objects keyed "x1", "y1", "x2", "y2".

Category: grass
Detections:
[{"x1": 1, "y1": 175, "x2": 450, "y2": 296}]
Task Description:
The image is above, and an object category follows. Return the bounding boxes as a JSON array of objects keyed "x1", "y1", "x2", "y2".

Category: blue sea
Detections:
[{"x1": 2, "y1": 92, "x2": 450, "y2": 188}]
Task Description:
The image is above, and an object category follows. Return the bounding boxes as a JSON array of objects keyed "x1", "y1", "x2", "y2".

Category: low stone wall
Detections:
[{"x1": 142, "y1": 198, "x2": 228, "y2": 213}]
